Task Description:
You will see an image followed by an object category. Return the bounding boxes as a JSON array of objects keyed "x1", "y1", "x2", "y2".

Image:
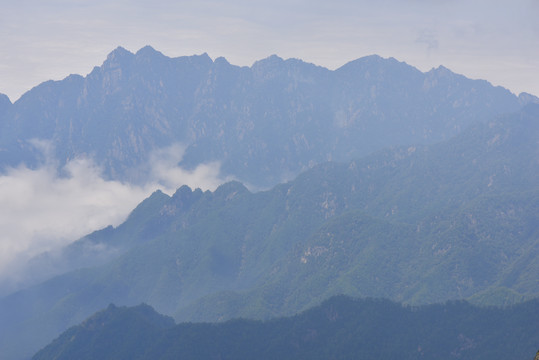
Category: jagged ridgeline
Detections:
[
  {"x1": 32, "y1": 296, "x2": 539, "y2": 360},
  {"x1": 1, "y1": 102, "x2": 538, "y2": 360},
  {"x1": 1, "y1": 46, "x2": 539, "y2": 360},
  {"x1": 0, "y1": 46, "x2": 535, "y2": 188}
]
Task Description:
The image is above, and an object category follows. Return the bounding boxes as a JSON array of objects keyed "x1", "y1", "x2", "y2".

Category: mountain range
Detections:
[
  {"x1": 0, "y1": 47, "x2": 538, "y2": 359},
  {"x1": 1, "y1": 46, "x2": 536, "y2": 188},
  {"x1": 1, "y1": 104, "x2": 538, "y2": 359},
  {"x1": 33, "y1": 296, "x2": 539, "y2": 360}
]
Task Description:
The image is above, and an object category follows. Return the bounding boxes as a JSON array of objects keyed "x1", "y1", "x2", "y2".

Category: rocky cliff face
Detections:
[{"x1": 0, "y1": 46, "x2": 527, "y2": 187}]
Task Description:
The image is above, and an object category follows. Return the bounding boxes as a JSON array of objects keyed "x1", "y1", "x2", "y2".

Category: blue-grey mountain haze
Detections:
[
  {"x1": 0, "y1": 43, "x2": 537, "y2": 359},
  {"x1": 0, "y1": 3, "x2": 538, "y2": 358}
]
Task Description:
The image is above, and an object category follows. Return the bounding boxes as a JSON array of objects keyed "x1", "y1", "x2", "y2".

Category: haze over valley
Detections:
[{"x1": 0, "y1": 45, "x2": 538, "y2": 359}]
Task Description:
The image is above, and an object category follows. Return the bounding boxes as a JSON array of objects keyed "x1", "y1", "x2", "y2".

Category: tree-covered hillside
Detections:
[
  {"x1": 33, "y1": 296, "x2": 539, "y2": 360},
  {"x1": 1, "y1": 104, "x2": 537, "y2": 359}
]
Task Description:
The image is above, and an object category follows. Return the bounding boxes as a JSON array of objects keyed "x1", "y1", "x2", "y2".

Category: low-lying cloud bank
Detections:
[{"x1": 0, "y1": 142, "x2": 229, "y2": 290}]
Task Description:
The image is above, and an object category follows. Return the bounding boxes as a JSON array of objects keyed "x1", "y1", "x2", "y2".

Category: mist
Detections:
[{"x1": 0, "y1": 141, "x2": 228, "y2": 289}]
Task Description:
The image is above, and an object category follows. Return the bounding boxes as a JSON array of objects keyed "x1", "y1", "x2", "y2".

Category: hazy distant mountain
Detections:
[
  {"x1": 0, "y1": 46, "x2": 533, "y2": 187},
  {"x1": 33, "y1": 296, "x2": 539, "y2": 360},
  {"x1": 2, "y1": 104, "x2": 537, "y2": 360}
]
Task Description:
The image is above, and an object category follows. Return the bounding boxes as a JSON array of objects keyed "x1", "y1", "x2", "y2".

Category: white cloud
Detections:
[
  {"x1": 0, "y1": 141, "x2": 228, "y2": 284},
  {"x1": 147, "y1": 143, "x2": 226, "y2": 193}
]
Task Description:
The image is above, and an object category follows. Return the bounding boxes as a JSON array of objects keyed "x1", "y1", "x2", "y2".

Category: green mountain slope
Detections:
[
  {"x1": 1, "y1": 105, "x2": 538, "y2": 359},
  {"x1": 33, "y1": 296, "x2": 539, "y2": 360},
  {"x1": 33, "y1": 303, "x2": 175, "y2": 360}
]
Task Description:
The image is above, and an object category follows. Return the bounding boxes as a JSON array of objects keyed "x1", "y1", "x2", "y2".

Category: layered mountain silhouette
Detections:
[
  {"x1": 33, "y1": 296, "x2": 539, "y2": 360},
  {"x1": 1, "y1": 100, "x2": 537, "y2": 359},
  {"x1": 1, "y1": 47, "x2": 538, "y2": 359},
  {"x1": 1, "y1": 46, "x2": 535, "y2": 188}
]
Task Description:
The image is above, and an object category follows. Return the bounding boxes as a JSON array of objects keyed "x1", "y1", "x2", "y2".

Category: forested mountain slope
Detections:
[
  {"x1": 33, "y1": 296, "x2": 539, "y2": 360},
  {"x1": 1, "y1": 104, "x2": 537, "y2": 359}
]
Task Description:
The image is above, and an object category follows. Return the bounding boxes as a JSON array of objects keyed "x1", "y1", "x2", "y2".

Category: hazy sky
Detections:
[{"x1": 1, "y1": 0, "x2": 539, "y2": 102}]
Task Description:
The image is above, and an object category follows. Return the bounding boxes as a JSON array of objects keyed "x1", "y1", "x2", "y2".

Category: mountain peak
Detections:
[
  {"x1": 265, "y1": 54, "x2": 284, "y2": 62},
  {"x1": 101, "y1": 46, "x2": 135, "y2": 70},
  {"x1": 518, "y1": 92, "x2": 539, "y2": 106},
  {"x1": 107, "y1": 46, "x2": 134, "y2": 60},
  {"x1": 335, "y1": 55, "x2": 420, "y2": 79},
  {"x1": 214, "y1": 56, "x2": 230, "y2": 66},
  {"x1": 199, "y1": 52, "x2": 212, "y2": 61},
  {"x1": 79, "y1": 302, "x2": 174, "y2": 331},
  {"x1": 252, "y1": 54, "x2": 284, "y2": 68},
  {"x1": 135, "y1": 45, "x2": 165, "y2": 59},
  {"x1": 337, "y1": 54, "x2": 385, "y2": 69},
  {"x1": 337, "y1": 54, "x2": 409, "y2": 70},
  {"x1": 427, "y1": 65, "x2": 455, "y2": 78},
  {"x1": 213, "y1": 181, "x2": 249, "y2": 200}
]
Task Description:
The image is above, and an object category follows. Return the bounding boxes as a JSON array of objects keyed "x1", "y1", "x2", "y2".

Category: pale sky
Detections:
[{"x1": 1, "y1": 0, "x2": 539, "y2": 102}]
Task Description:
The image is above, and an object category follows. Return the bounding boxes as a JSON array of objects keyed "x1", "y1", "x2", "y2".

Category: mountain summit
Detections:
[
  {"x1": 0, "y1": 46, "x2": 529, "y2": 187},
  {"x1": 0, "y1": 48, "x2": 538, "y2": 360}
]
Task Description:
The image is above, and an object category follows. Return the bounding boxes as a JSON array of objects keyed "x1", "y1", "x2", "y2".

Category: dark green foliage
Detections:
[
  {"x1": 33, "y1": 303, "x2": 175, "y2": 360},
  {"x1": 33, "y1": 296, "x2": 539, "y2": 360}
]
